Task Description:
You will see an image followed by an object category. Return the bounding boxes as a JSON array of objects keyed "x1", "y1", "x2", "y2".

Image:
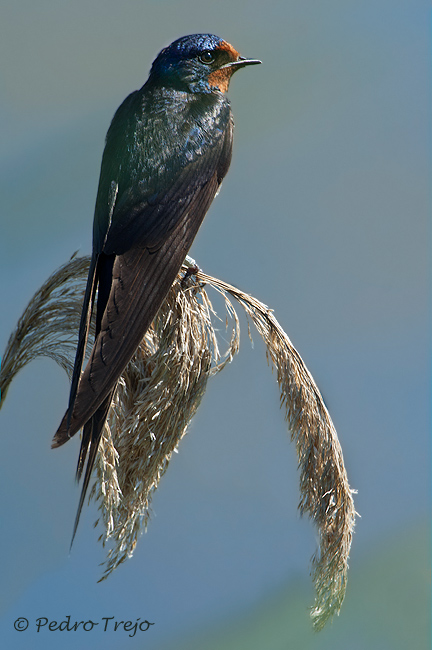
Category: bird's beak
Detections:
[{"x1": 221, "y1": 56, "x2": 262, "y2": 71}]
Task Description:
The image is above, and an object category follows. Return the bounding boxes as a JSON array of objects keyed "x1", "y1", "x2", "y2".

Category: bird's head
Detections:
[{"x1": 148, "y1": 34, "x2": 261, "y2": 94}]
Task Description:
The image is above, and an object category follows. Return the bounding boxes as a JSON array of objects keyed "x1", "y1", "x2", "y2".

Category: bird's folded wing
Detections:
[{"x1": 52, "y1": 168, "x2": 220, "y2": 445}]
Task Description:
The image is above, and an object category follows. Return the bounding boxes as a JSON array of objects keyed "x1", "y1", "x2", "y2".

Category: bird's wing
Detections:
[{"x1": 54, "y1": 166, "x2": 223, "y2": 444}]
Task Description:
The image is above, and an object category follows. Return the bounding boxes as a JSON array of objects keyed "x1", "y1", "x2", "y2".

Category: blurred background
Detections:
[{"x1": 0, "y1": 1, "x2": 429, "y2": 648}]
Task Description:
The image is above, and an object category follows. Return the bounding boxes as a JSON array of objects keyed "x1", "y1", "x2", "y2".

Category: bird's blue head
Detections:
[{"x1": 148, "y1": 33, "x2": 261, "y2": 94}]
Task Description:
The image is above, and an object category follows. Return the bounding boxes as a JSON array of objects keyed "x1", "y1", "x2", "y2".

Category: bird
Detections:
[{"x1": 52, "y1": 34, "x2": 261, "y2": 546}]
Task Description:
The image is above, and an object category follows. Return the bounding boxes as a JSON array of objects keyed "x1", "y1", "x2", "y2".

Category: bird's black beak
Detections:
[{"x1": 221, "y1": 56, "x2": 262, "y2": 71}]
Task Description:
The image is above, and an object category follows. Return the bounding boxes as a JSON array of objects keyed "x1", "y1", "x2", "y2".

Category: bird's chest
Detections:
[{"x1": 131, "y1": 91, "x2": 230, "y2": 173}]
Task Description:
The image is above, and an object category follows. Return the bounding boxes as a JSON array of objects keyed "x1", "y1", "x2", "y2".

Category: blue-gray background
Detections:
[{"x1": 0, "y1": 1, "x2": 429, "y2": 648}]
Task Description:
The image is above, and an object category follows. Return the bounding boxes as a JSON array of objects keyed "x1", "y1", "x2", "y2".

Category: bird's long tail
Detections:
[{"x1": 70, "y1": 388, "x2": 115, "y2": 549}]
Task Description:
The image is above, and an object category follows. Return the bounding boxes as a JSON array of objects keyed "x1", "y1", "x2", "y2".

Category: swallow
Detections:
[{"x1": 52, "y1": 34, "x2": 261, "y2": 545}]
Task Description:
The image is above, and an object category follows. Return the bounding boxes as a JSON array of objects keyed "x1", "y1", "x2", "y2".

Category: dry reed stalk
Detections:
[
  {"x1": 0, "y1": 254, "x2": 92, "y2": 401},
  {"x1": 196, "y1": 272, "x2": 357, "y2": 630},
  {"x1": 0, "y1": 254, "x2": 356, "y2": 630}
]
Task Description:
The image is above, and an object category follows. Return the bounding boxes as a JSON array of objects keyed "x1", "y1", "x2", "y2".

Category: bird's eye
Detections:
[{"x1": 199, "y1": 51, "x2": 215, "y2": 64}]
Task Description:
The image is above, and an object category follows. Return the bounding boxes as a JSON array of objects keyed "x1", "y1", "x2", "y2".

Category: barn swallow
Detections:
[{"x1": 52, "y1": 34, "x2": 261, "y2": 545}]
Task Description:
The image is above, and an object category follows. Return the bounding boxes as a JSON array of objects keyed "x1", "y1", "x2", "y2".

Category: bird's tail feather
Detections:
[
  {"x1": 66, "y1": 253, "x2": 99, "y2": 432},
  {"x1": 70, "y1": 388, "x2": 115, "y2": 549}
]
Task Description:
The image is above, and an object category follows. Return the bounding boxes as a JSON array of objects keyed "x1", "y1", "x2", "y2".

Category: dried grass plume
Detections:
[{"x1": 0, "y1": 254, "x2": 356, "y2": 630}]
